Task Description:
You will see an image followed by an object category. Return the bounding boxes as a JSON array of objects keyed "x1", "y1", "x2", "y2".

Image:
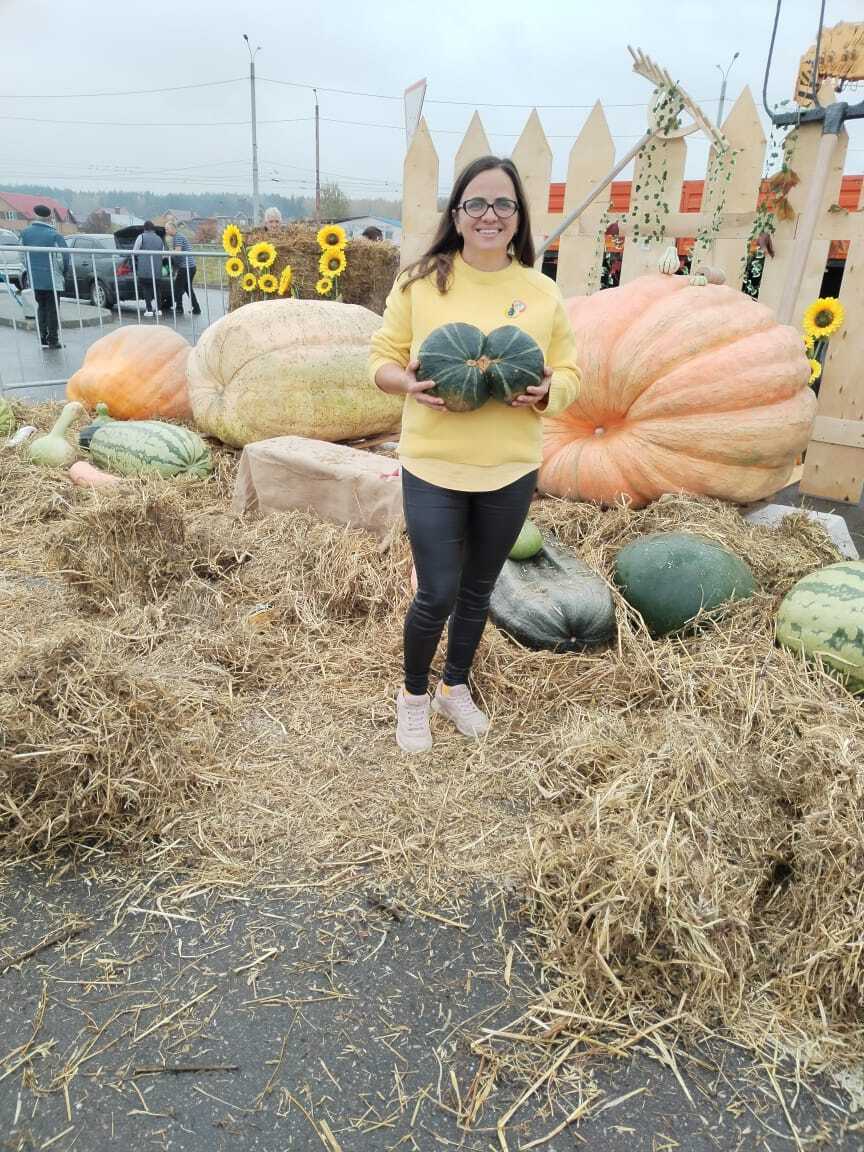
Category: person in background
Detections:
[
  {"x1": 20, "y1": 204, "x2": 69, "y2": 350},
  {"x1": 132, "y1": 221, "x2": 165, "y2": 317},
  {"x1": 362, "y1": 225, "x2": 384, "y2": 241},
  {"x1": 263, "y1": 206, "x2": 283, "y2": 232},
  {"x1": 164, "y1": 220, "x2": 200, "y2": 316}
]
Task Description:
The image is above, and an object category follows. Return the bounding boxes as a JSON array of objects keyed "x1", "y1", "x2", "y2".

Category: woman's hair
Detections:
[
  {"x1": 263, "y1": 206, "x2": 283, "y2": 225},
  {"x1": 401, "y1": 155, "x2": 534, "y2": 293}
]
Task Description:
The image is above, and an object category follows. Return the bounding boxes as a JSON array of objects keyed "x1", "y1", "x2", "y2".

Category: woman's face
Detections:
[{"x1": 453, "y1": 168, "x2": 519, "y2": 260}]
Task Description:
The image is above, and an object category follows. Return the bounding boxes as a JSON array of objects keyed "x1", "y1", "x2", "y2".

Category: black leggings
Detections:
[{"x1": 402, "y1": 467, "x2": 537, "y2": 695}]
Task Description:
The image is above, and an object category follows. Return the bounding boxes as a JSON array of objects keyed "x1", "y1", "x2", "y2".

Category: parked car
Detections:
[
  {"x1": 0, "y1": 228, "x2": 26, "y2": 288},
  {"x1": 58, "y1": 233, "x2": 142, "y2": 310}
]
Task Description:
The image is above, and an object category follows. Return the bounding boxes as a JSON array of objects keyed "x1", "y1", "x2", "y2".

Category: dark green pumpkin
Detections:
[
  {"x1": 416, "y1": 323, "x2": 544, "y2": 412},
  {"x1": 484, "y1": 325, "x2": 545, "y2": 402},
  {"x1": 490, "y1": 539, "x2": 616, "y2": 652},
  {"x1": 614, "y1": 531, "x2": 756, "y2": 636},
  {"x1": 416, "y1": 323, "x2": 489, "y2": 412}
]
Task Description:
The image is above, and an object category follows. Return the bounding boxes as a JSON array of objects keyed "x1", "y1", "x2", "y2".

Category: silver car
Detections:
[{"x1": 0, "y1": 228, "x2": 26, "y2": 288}]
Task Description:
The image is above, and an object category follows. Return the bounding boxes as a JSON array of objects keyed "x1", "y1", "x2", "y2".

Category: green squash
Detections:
[
  {"x1": 776, "y1": 561, "x2": 864, "y2": 693},
  {"x1": 0, "y1": 397, "x2": 15, "y2": 439},
  {"x1": 509, "y1": 518, "x2": 544, "y2": 560},
  {"x1": 614, "y1": 531, "x2": 755, "y2": 635},
  {"x1": 78, "y1": 403, "x2": 115, "y2": 451},
  {"x1": 89, "y1": 420, "x2": 212, "y2": 479},
  {"x1": 490, "y1": 539, "x2": 616, "y2": 652},
  {"x1": 484, "y1": 325, "x2": 544, "y2": 403},
  {"x1": 416, "y1": 323, "x2": 544, "y2": 412}
]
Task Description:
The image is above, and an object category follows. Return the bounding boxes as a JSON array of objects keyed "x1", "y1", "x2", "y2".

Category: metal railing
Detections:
[{"x1": 0, "y1": 243, "x2": 229, "y2": 396}]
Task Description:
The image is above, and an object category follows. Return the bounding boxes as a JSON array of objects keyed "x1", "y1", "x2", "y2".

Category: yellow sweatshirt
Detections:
[{"x1": 368, "y1": 253, "x2": 581, "y2": 491}]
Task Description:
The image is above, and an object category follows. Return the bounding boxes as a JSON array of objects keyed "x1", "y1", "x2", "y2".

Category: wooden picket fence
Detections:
[{"x1": 401, "y1": 86, "x2": 864, "y2": 504}]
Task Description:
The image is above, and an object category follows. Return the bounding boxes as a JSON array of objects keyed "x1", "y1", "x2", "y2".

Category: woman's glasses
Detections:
[{"x1": 458, "y1": 197, "x2": 518, "y2": 219}]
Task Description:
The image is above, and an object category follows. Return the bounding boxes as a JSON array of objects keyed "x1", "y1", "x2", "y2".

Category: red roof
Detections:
[{"x1": 0, "y1": 192, "x2": 73, "y2": 222}]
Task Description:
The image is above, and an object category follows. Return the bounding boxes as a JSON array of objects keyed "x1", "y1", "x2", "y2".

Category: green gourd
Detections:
[
  {"x1": 25, "y1": 401, "x2": 84, "y2": 468},
  {"x1": 0, "y1": 397, "x2": 15, "y2": 439},
  {"x1": 509, "y1": 519, "x2": 544, "y2": 560}
]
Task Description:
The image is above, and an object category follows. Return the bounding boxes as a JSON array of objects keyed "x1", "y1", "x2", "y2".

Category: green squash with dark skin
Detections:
[
  {"x1": 491, "y1": 538, "x2": 616, "y2": 652},
  {"x1": 416, "y1": 323, "x2": 545, "y2": 412}
]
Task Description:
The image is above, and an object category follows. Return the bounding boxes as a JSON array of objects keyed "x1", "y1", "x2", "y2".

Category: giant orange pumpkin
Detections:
[
  {"x1": 67, "y1": 327, "x2": 192, "y2": 421},
  {"x1": 540, "y1": 273, "x2": 815, "y2": 508}
]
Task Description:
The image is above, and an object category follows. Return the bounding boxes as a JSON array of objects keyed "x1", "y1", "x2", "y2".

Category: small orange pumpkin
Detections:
[
  {"x1": 541, "y1": 274, "x2": 815, "y2": 508},
  {"x1": 67, "y1": 327, "x2": 192, "y2": 421},
  {"x1": 69, "y1": 460, "x2": 122, "y2": 489}
]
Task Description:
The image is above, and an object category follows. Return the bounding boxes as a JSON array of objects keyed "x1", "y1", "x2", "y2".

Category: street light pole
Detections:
[
  {"x1": 716, "y1": 50, "x2": 740, "y2": 126},
  {"x1": 243, "y1": 34, "x2": 261, "y2": 227},
  {"x1": 313, "y1": 88, "x2": 321, "y2": 224}
]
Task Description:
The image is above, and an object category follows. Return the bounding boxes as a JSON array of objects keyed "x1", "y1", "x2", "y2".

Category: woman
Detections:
[{"x1": 369, "y1": 155, "x2": 581, "y2": 753}]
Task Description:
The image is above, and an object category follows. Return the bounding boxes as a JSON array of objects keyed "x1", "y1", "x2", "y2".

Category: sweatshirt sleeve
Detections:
[
  {"x1": 368, "y1": 277, "x2": 413, "y2": 384},
  {"x1": 542, "y1": 295, "x2": 581, "y2": 417}
]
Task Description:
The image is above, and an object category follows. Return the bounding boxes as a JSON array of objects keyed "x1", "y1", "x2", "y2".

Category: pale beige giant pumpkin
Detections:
[
  {"x1": 187, "y1": 300, "x2": 403, "y2": 448},
  {"x1": 540, "y1": 274, "x2": 815, "y2": 508},
  {"x1": 67, "y1": 327, "x2": 192, "y2": 421}
]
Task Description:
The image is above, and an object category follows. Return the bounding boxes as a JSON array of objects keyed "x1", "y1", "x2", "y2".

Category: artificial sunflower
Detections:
[
  {"x1": 317, "y1": 223, "x2": 346, "y2": 249},
  {"x1": 315, "y1": 276, "x2": 334, "y2": 296},
  {"x1": 808, "y1": 358, "x2": 822, "y2": 384},
  {"x1": 247, "y1": 241, "x2": 277, "y2": 270},
  {"x1": 802, "y1": 297, "x2": 845, "y2": 341},
  {"x1": 278, "y1": 265, "x2": 293, "y2": 295},
  {"x1": 241, "y1": 272, "x2": 258, "y2": 293},
  {"x1": 258, "y1": 273, "x2": 279, "y2": 294},
  {"x1": 225, "y1": 256, "x2": 245, "y2": 278},
  {"x1": 222, "y1": 224, "x2": 243, "y2": 255},
  {"x1": 319, "y1": 249, "x2": 347, "y2": 278},
  {"x1": 803, "y1": 332, "x2": 815, "y2": 355}
]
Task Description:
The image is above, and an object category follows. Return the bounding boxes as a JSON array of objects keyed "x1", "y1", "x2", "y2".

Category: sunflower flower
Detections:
[
  {"x1": 225, "y1": 256, "x2": 245, "y2": 278},
  {"x1": 808, "y1": 358, "x2": 822, "y2": 384},
  {"x1": 319, "y1": 249, "x2": 347, "y2": 278},
  {"x1": 241, "y1": 272, "x2": 258, "y2": 293},
  {"x1": 317, "y1": 223, "x2": 346, "y2": 249},
  {"x1": 222, "y1": 224, "x2": 243, "y2": 255},
  {"x1": 247, "y1": 241, "x2": 277, "y2": 270},
  {"x1": 315, "y1": 276, "x2": 334, "y2": 296},
  {"x1": 802, "y1": 297, "x2": 844, "y2": 341},
  {"x1": 802, "y1": 332, "x2": 815, "y2": 355},
  {"x1": 258, "y1": 273, "x2": 278, "y2": 294},
  {"x1": 278, "y1": 265, "x2": 293, "y2": 295}
]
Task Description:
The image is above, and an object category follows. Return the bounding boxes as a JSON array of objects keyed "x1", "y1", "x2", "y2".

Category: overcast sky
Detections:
[{"x1": 2, "y1": 0, "x2": 862, "y2": 205}]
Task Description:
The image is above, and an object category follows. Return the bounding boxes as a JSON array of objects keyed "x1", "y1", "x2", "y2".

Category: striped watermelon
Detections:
[
  {"x1": 776, "y1": 561, "x2": 864, "y2": 693},
  {"x1": 89, "y1": 421, "x2": 212, "y2": 479},
  {"x1": 0, "y1": 397, "x2": 14, "y2": 439}
]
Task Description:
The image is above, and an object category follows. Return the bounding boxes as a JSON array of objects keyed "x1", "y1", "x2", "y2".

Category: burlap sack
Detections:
[{"x1": 232, "y1": 436, "x2": 403, "y2": 538}]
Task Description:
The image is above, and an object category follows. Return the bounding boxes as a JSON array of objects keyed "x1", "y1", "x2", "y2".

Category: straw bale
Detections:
[
  {"x1": 227, "y1": 223, "x2": 398, "y2": 315},
  {"x1": 4, "y1": 401, "x2": 864, "y2": 1071}
]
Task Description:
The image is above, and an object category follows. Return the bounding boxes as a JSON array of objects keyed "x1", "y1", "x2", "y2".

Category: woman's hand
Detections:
[
  {"x1": 403, "y1": 359, "x2": 446, "y2": 409},
  {"x1": 511, "y1": 366, "x2": 552, "y2": 408}
]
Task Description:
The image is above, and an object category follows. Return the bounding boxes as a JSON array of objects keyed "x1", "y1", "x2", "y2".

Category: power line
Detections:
[
  {"x1": 0, "y1": 114, "x2": 312, "y2": 128},
  {"x1": 0, "y1": 77, "x2": 246, "y2": 99}
]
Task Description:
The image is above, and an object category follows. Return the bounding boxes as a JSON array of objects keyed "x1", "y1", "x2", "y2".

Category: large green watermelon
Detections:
[
  {"x1": 416, "y1": 323, "x2": 544, "y2": 412},
  {"x1": 776, "y1": 561, "x2": 864, "y2": 693},
  {"x1": 614, "y1": 532, "x2": 756, "y2": 635}
]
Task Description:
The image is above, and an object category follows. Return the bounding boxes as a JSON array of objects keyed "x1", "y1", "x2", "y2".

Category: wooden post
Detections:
[
  {"x1": 619, "y1": 131, "x2": 686, "y2": 283},
  {"x1": 800, "y1": 175, "x2": 864, "y2": 503},
  {"x1": 453, "y1": 112, "x2": 491, "y2": 179},
  {"x1": 706, "y1": 87, "x2": 765, "y2": 289},
  {"x1": 511, "y1": 109, "x2": 553, "y2": 256},
  {"x1": 555, "y1": 102, "x2": 616, "y2": 296},
  {"x1": 401, "y1": 117, "x2": 439, "y2": 269}
]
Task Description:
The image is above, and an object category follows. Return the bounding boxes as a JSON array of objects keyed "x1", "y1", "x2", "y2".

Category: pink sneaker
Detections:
[
  {"x1": 432, "y1": 682, "x2": 489, "y2": 738},
  {"x1": 396, "y1": 688, "x2": 433, "y2": 753}
]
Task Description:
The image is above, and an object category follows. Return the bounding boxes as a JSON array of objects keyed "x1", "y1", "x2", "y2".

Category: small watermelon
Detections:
[
  {"x1": 0, "y1": 397, "x2": 15, "y2": 439},
  {"x1": 614, "y1": 532, "x2": 755, "y2": 635},
  {"x1": 776, "y1": 561, "x2": 864, "y2": 693},
  {"x1": 509, "y1": 519, "x2": 544, "y2": 560},
  {"x1": 89, "y1": 420, "x2": 212, "y2": 479}
]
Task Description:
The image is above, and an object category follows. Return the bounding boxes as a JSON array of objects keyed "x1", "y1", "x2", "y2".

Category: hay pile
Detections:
[
  {"x1": 2, "y1": 399, "x2": 864, "y2": 1070},
  {"x1": 227, "y1": 223, "x2": 399, "y2": 314}
]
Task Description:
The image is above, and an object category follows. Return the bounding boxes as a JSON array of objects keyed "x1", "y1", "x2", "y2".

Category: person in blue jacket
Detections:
[{"x1": 20, "y1": 205, "x2": 69, "y2": 349}]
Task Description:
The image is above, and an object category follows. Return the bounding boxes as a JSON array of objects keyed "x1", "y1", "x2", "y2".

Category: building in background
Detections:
[
  {"x1": 0, "y1": 192, "x2": 77, "y2": 234},
  {"x1": 333, "y1": 215, "x2": 402, "y2": 245}
]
